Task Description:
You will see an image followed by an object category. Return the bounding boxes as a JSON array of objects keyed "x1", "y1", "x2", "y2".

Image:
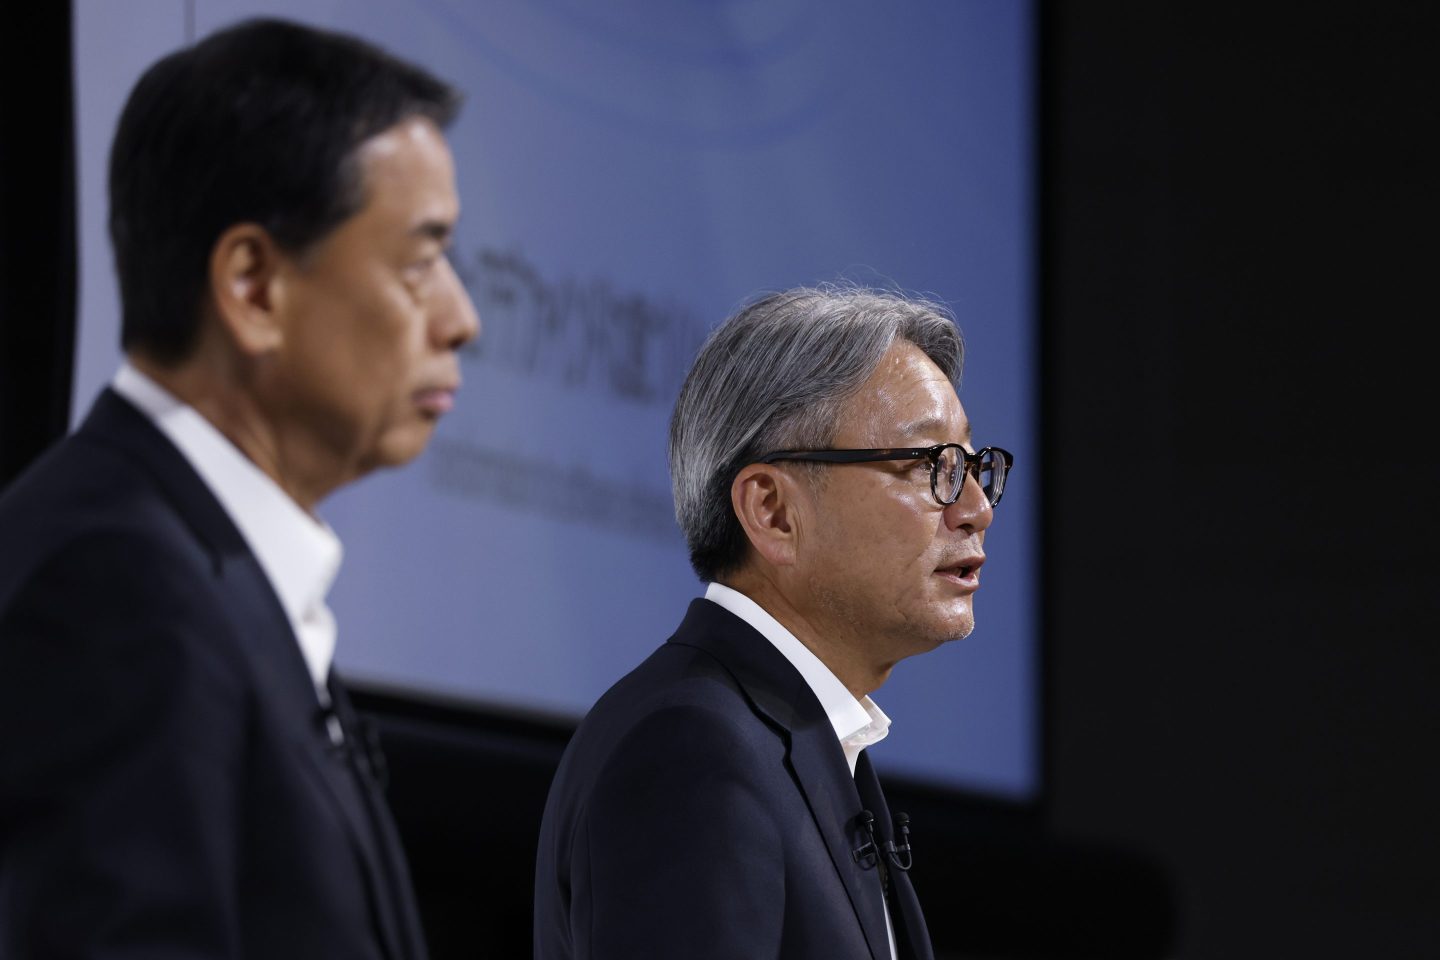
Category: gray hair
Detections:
[{"x1": 669, "y1": 283, "x2": 963, "y2": 581}]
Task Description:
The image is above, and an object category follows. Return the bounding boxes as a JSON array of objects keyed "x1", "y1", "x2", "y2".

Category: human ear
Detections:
[
  {"x1": 208, "y1": 223, "x2": 286, "y2": 356},
  {"x1": 730, "y1": 463, "x2": 805, "y2": 568}
]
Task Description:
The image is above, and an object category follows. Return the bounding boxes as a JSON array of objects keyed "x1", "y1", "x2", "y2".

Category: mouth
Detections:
[
  {"x1": 935, "y1": 554, "x2": 985, "y2": 589},
  {"x1": 413, "y1": 385, "x2": 458, "y2": 417}
]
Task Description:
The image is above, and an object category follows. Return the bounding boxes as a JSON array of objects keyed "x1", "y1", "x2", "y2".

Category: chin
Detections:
[
  {"x1": 935, "y1": 608, "x2": 976, "y2": 644},
  {"x1": 904, "y1": 615, "x2": 972, "y2": 655},
  {"x1": 368, "y1": 423, "x2": 437, "y2": 470}
]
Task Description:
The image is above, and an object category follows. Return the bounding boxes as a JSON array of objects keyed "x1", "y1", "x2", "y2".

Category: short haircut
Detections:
[
  {"x1": 669, "y1": 284, "x2": 964, "y2": 582},
  {"x1": 110, "y1": 17, "x2": 462, "y2": 363}
]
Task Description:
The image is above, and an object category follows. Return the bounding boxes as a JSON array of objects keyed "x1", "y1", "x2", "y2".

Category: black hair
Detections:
[{"x1": 109, "y1": 17, "x2": 462, "y2": 362}]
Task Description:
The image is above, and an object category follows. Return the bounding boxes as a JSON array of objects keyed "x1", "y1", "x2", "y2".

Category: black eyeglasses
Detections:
[{"x1": 756, "y1": 444, "x2": 1013, "y2": 508}]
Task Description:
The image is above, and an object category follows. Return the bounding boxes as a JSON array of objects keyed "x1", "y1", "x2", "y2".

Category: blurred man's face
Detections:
[
  {"x1": 792, "y1": 340, "x2": 995, "y2": 676},
  {"x1": 270, "y1": 116, "x2": 480, "y2": 477}
]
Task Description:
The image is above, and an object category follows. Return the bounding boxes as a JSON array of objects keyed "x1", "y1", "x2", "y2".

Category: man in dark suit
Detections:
[
  {"x1": 534, "y1": 286, "x2": 1013, "y2": 959},
  {"x1": 0, "y1": 18, "x2": 478, "y2": 958}
]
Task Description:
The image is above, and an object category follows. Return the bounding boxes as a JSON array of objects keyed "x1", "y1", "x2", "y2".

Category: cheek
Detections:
[
  {"x1": 848, "y1": 511, "x2": 938, "y2": 589},
  {"x1": 814, "y1": 480, "x2": 940, "y2": 583},
  {"x1": 890, "y1": 520, "x2": 952, "y2": 600},
  {"x1": 350, "y1": 302, "x2": 426, "y2": 386}
]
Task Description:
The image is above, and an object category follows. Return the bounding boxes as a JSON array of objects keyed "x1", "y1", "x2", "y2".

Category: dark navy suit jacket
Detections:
[
  {"x1": 0, "y1": 390, "x2": 427, "y2": 959},
  {"x1": 533, "y1": 598, "x2": 934, "y2": 960}
]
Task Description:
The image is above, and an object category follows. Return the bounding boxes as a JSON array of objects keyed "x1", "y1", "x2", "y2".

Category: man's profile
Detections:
[
  {"x1": 533, "y1": 285, "x2": 1011, "y2": 960},
  {"x1": 0, "y1": 18, "x2": 478, "y2": 958}
]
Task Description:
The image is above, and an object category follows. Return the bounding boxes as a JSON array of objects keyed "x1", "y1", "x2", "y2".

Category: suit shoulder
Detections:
[
  {"x1": 0, "y1": 435, "x2": 209, "y2": 599},
  {"x1": 0, "y1": 460, "x2": 244, "y2": 699},
  {"x1": 0, "y1": 526, "x2": 244, "y2": 685},
  {"x1": 583, "y1": 641, "x2": 761, "y2": 735},
  {"x1": 553, "y1": 642, "x2": 783, "y2": 800},
  {"x1": 0, "y1": 425, "x2": 171, "y2": 518}
]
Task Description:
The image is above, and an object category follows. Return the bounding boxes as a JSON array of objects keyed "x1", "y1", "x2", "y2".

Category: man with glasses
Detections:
[{"x1": 534, "y1": 285, "x2": 1011, "y2": 960}]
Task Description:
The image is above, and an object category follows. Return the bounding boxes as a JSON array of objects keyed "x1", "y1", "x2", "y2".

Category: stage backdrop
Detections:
[{"x1": 72, "y1": 0, "x2": 1037, "y2": 801}]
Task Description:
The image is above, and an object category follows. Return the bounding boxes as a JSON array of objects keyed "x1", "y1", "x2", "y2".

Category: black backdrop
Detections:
[
  {"x1": 0, "y1": 4, "x2": 75, "y2": 488},
  {"x1": 3, "y1": 3, "x2": 1435, "y2": 958},
  {"x1": 1041, "y1": 3, "x2": 1438, "y2": 958}
]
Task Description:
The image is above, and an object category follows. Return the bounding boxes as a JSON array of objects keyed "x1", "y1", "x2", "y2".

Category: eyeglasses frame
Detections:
[{"x1": 755, "y1": 444, "x2": 1013, "y2": 507}]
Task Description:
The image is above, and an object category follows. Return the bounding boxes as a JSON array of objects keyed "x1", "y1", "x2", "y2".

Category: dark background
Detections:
[{"x1": 3, "y1": 3, "x2": 1435, "y2": 957}]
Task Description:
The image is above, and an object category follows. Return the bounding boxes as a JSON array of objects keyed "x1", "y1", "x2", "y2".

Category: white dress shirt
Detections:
[
  {"x1": 111, "y1": 363, "x2": 342, "y2": 705},
  {"x1": 704, "y1": 581, "x2": 899, "y2": 959}
]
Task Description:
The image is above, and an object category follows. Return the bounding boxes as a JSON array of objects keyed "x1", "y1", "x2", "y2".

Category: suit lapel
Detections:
[
  {"x1": 329, "y1": 677, "x2": 428, "y2": 960},
  {"x1": 202, "y1": 515, "x2": 409, "y2": 960},
  {"x1": 786, "y1": 714, "x2": 895, "y2": 960},
  {"x1": 856, "y1": 751, "x2": 934, "y2": 960},
  {"x1": 84, "y1": 390, "x2": 410, "y2": 960},
  {"x1": 670, "y1": 600, "x2": 895, "y2": 960}
]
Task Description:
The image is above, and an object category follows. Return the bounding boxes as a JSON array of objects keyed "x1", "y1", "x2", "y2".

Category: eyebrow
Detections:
[{"x1": 896, "y1": 415, "x2": 971, "y2": 445}]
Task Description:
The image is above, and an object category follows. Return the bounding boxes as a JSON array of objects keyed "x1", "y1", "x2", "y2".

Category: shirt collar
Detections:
[
  {"x1": 704, "y1": 581, "x2": 890, "y2": 774},
  {"x1": 111, "y1": 363, "x2": 343, "y2": 688}
]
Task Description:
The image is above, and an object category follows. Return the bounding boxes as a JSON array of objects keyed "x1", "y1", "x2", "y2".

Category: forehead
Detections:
[
  {"x1": 349, "y1": 116, "x2": 459, "y2": 223},
  {"x1": 833, "y1": 340, "x2": 969, "y2": 445}
]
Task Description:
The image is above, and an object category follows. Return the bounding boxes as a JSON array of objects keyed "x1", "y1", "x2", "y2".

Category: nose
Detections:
[
  {"x1": 431, "y1": 257, "x2": 481, "y2": 350},
  {"x1": 943, "y1": 468, "x2": 994, "y2": 533}
]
